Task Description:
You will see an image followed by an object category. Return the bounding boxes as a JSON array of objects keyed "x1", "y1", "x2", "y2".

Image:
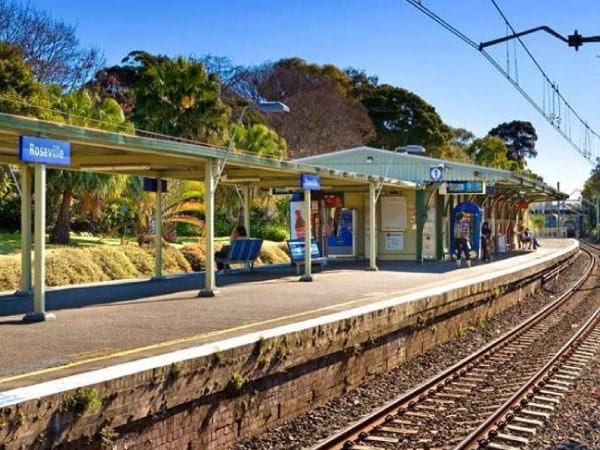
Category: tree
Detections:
[
  {"x1": 0, "y1": 0, "x2": 104, "y2": 89},
  {"x1": 122, "y1": 51, "x2": 229, "y2": 144},
  {"x1": 354, "y1": 82, "x2": 452, "y2": 157},
  {"x1": 466, "y1": 136, "x2": 513, "y2": 169},
  {"x1": 582, "y1": 158, "x2": 600, "y2": 208},
  {"x1": 0, "y1": 41, "x2": 58, "y2": 119},
  {"x1": 488, "y1": 120, "x2": 538, "y2": 167},
  {"x1": 230, "y1": 58, "x2": 375, "y2": 157},
  {"x1": 47, "y1": 88, "x2": 133, "y2": 244}
]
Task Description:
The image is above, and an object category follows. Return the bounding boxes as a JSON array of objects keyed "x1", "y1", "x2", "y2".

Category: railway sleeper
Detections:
[
  {"x1": 494, "y1": 431, "x2": 530, "y2": 445},
  {"x1": 533, "y1": 395, "x2": 561, "y2": 404},
  {"x1": 546, "y1": 377, "x2": 573, "y2": 391},
  {"x1": 363, "y1": 434, "x2": 399, "y2": 444},
  {"x1": 505, "y1": 423, "x2": 537, "y2": 435},
  {"x1": 520, "y1": 408, "x2": 551, "y2": 419},
  {"x1": 512, "y1": 416, "x2": 544, "y2": 427},
  {"x1": 525, "y1": 401, "x2": 555, "y2": 411},
  {"x1": 538, "y1": 389, "x2": 564, "y2": 398},
  {"x1": 378, "y1": 425, "x2": 418, "y2": 434},
  {"x1": 485, "y1": 442, "x2": 521, "y2": 450}
]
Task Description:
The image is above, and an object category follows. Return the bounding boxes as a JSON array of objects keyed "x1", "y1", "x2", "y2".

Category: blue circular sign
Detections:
[{"x1": 429, "y1": 166, "x2": 443, "y2": 181}]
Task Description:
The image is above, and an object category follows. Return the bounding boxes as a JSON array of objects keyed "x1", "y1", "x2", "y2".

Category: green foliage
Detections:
[
  {"x1": 44, "y1": 249, "x2": 108, "y2": 287},
  {"x1": 488, "y1": 120, "x2": 538, "y2": 166},
  {"x1": 123, "y1": 51, "x2": 229, "y2": 144},
  {"x1": 355, "y1": 82, "x2": 452, "y2": 155},
  {"x1": 180, "y1": 243, "x2": 206, "y2": 272},
  {"x1": 86, "y1": 247, "x2": 140, "y2": 280},
  {"x1": 120, "y1": 245, "x2": 155, "y2": 275},
  {"x1": 466, "y1": 136, "x2": 514, "y2": 169},
  {"x1": 159, "y1": 245, "x2": 192, "y2": 273},
  {"x1": 228, "y1": 372, "x2": 245, "y2": 391},
  {"x1": 253, "y1": 223, "x2": 288, "y2": 242},
  {"x1": 0, "y1": 256, "x2": 19, "y2": 291},
  {"x1": 64, "y1": 388, "x2": 102, "y2": 415}
]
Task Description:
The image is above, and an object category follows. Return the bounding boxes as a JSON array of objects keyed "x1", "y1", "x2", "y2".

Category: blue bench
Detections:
[
  {"x1": 286, "y1": 239, "x2": 328, "y2": 274},
  {"x1": 216, "y1": 238, "x2": 263, "y2": 274}
]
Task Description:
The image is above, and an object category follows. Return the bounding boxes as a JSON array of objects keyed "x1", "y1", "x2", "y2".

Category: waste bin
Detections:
[{"x1": 495, "y1": 234, "x2": 507, "y2": 253}]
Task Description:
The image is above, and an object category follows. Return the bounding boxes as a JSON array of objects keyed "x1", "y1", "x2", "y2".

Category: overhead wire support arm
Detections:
[{"x1": 479, "y1": 26, "x2": 600, "y2": 52}]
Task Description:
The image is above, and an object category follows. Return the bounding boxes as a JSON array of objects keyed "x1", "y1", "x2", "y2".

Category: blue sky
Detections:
[{"x1": 30, "y1": 0, "x2": 600, "y2": 197}]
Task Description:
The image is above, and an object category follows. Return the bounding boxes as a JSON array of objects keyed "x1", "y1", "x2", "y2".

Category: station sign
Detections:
[
  {"x1": 19, "y1": 135, "x2": 71, "y2": 166},
  {"x1": 142, "y1": 177, "x2": 168, "y2": 192},
  {"x1": 300, "y1": 173, "x2": 321, "y2": 191},
  {"x1": 442, "y1": 181, "x2": 485, "y2": 195}
]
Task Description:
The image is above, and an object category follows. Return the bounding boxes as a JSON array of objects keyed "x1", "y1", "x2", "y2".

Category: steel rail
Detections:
[
  {"x1": 309, "y1": 248, "x2": 592, "y2": 450},
  {"x1": 455, "y1": 245, "x2": 598, "y2": 449}
]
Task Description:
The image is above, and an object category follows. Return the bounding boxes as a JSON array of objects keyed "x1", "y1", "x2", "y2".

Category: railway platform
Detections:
[{"x1": 0, "y1": 238, "x2": 577, "y2": 389}]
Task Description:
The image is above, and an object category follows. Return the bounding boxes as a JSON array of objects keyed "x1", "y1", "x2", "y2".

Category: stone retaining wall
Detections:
[{"x1": 0, "y1": 248, "x2": 576, "y2": 450}]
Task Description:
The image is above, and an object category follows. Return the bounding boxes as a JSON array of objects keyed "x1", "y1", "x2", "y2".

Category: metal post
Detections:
[
  {"x1": 299, "y1": 189, "x2": 313, "y2": 281},
  {"x1": 242, "y1": 185, "x2": 250, "y2": 236},
  {"x1": 153, "y1": 178, "x2": 163, "y2": 279},
  {"x1": 23, "y1": 164, "x2": 55, "y2": 322},
  {"x1": 367, "y1": 181, "x2": 378, "y2": 271},
  {"x1": 416, "y1": 188, "x2": 426, "y2": 265},
  {"x1": 19, "y1": 165, "x2": 32, "y2": 294},
  {"x1": 199, "y1": 160, "x2": 218, "y2": 296}
]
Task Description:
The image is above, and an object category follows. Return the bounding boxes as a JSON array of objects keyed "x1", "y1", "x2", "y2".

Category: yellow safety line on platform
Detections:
[{"x1": 0, "y1": 291, "x2": 397, "y2": 385}]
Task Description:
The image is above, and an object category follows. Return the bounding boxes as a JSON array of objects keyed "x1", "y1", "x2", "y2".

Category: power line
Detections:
[{"x1": 404, "y1": 0, "x2": 599, "y2": 165}]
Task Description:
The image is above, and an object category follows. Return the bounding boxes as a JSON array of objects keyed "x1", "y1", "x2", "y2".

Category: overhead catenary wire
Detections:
[{"x1": 404, "y1": 0, "x2": 599, "y2": 166}]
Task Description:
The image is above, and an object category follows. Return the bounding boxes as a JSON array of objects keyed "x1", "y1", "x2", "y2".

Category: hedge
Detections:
[{"x1": 0, "y1": 240, "x2": 292, "y2": 293}]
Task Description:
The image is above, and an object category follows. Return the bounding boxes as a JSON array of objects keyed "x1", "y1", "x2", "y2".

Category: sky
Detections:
[{"x1": 28, "y1": 0, "x2": 600, "y2": 198}]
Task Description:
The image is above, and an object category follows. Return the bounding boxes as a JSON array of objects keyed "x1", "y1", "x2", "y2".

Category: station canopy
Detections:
[
  {"x1": 296, "y1": 146, "x2": 567, "y2": 202},
  {"x1": 0, "y1": 114, "x2": 411, "y2": 192}
]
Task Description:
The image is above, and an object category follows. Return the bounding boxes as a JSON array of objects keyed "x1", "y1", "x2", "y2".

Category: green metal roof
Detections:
[{"x1": 296, "y1": 146, "x2": 566, "y2": 201}]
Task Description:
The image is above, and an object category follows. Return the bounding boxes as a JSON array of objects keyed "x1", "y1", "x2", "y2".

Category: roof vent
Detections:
[{"x1": 394, "y1": 145, "x2": 426, "y2": 154}]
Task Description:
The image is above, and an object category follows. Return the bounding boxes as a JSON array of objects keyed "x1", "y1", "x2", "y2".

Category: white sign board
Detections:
[{"x1": 385, "y1": 232, "x2": 404, "y2": 251}]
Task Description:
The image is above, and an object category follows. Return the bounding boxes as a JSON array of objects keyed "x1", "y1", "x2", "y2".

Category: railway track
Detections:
[{"x1": 310, "y1": 244, "x2": 598, "y2": 450}]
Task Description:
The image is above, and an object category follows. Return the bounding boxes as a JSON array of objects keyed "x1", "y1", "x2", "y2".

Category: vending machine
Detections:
[
  {"x1": 450, "y1": 201, "x2": 482, "y2": 259},
  {"x1": 326, "y1": 208, "x2": 356, "y2": 257}
]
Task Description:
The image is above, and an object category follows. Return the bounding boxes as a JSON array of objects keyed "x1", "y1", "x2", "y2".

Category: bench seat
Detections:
[
  {"x1": 286, "y1": 238, "x2": 328, "y2": 274},
  {"x1": 216, "y1": 238, "x2": 263, "y2": 274}
]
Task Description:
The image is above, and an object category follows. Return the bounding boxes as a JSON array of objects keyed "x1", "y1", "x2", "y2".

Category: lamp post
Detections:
[
  {"x1": 200, "y1": 100, "x2": 289, "y2": 298},
  {"x1": 215, "y1": 101, "x2": 290, "y2": 188}
]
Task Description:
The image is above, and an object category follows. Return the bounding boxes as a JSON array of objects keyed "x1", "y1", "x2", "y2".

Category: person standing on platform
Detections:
[
  {"x1": 481, "y1": 221, "x2": 492, "y2": 262},
  {"x1": 454, "y1": 212, "x2": 472, "y2": 268}
]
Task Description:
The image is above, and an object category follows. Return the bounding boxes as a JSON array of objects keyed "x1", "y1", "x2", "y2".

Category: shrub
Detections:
[
  {"x1": 45, "y1": 249, "x2": 107, "y2": 287},
  {"x1": 86, "y1": 247, "x2": 140, "y2": 280},
  {"x1": 180, "y1": 243, "x2": 206, "y2": 271},
  {"x1": 253, "y1": 223, "x2": 289, "y2": 242},
  {"x1": 120, "y1": 245, "x2": 155, "y2": 276},
  {"x1": 258, "y1": 241, "x2": 292, "y2": 265},
  {"x1": 0, "y1": 256, "x2": 19, "y2": 291},
  {"x1": 159, "y1": 245, "x2": 192, "y2": 274}
]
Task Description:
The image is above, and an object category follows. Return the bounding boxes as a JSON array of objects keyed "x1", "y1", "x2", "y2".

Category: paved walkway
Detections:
[{"x1": 0, "y1": 239, "x2": 575, "y2": 391}]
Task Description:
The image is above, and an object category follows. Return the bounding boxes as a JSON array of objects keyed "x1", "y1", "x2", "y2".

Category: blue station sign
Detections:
[
  {"x1": 300, "y1": 173, "x2": 321, "y2": 191},
  {"x1": 19, "y1": 135, "x2": 71, "y2": 166}
]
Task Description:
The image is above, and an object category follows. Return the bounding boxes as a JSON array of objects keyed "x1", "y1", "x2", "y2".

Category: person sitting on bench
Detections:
[{"x1": 215, "y1": 225, "x2": 247, "y2": 271}]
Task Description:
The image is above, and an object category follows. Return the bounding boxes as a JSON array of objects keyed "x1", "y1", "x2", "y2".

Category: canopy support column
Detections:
[
  {"x1": 299, "y1": 188, "x2": 313, "y2": 282},
  {"x1": 366, "y1": 181, "x2": 378, "y2": 271},
  {"x1": 18, "y1": 165, "x2": 32, "y2": 295},
  {"x1": 153, "y1": 178, "x2": 163, "y2": 279},
  {"x1": 199, "y1": 160, "x2": 218, "y2": 296},
  {"x1": 242, "y1": 185, "x2": 250, "y2": 235},
  {"x1": 416, "y1": 188, "x2": 426, "y2": 265},
  {"x1": 23, "y1": 164, "x2": 54, "y2": 322}
]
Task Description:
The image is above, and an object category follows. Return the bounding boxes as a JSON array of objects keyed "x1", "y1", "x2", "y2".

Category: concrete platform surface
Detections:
[{"x1": 0, "y1": 239, "x2": 577, "y2": 393}]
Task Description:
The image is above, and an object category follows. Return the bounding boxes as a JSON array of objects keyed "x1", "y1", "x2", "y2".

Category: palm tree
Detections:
[{"x1": 48, "y1": 88, "x2": 133, "y2": 244}]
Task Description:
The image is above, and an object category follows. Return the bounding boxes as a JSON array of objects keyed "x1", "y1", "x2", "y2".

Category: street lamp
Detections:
[{"x1": 215, "y1": 101, "x2": 290, "y2": 187}]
